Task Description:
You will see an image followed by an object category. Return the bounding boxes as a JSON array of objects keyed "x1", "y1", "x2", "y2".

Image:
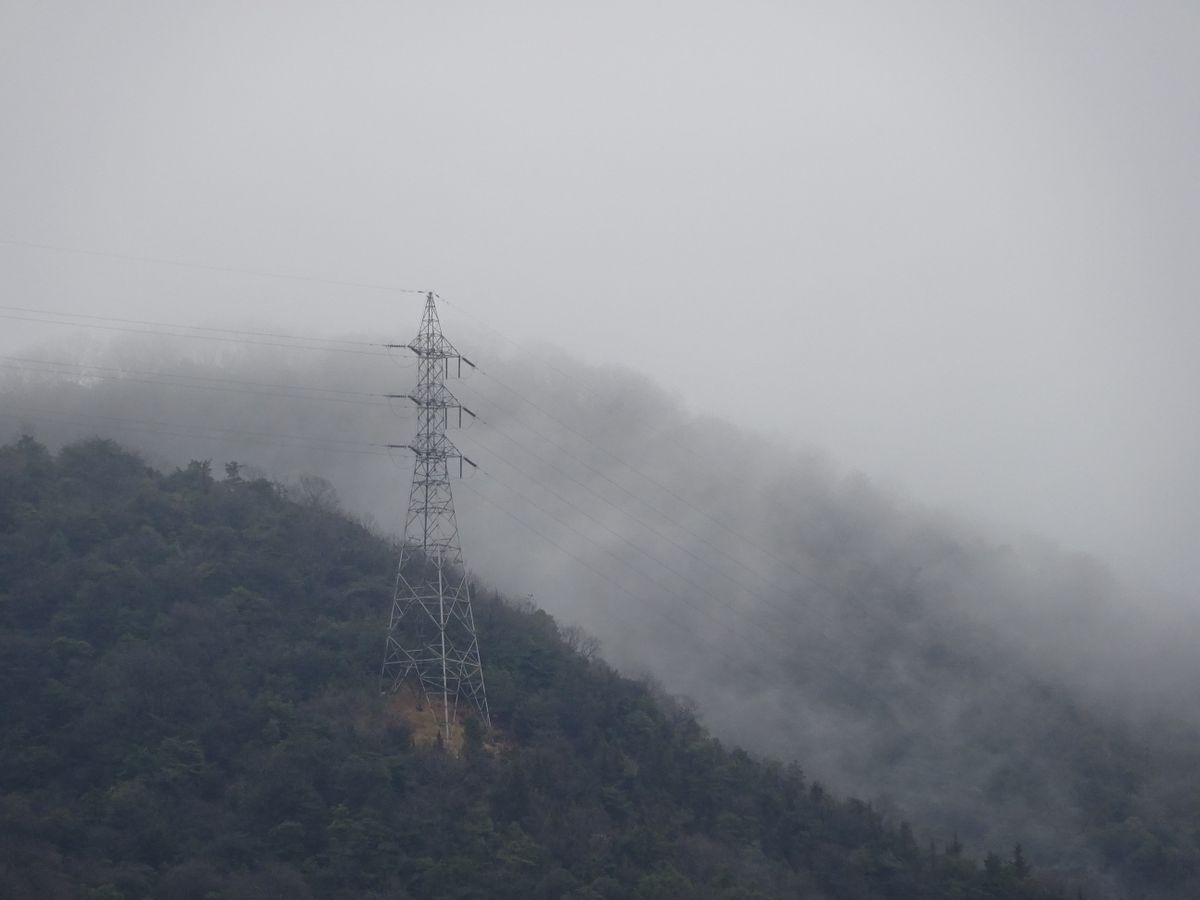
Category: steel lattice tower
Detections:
[{"x1": 381, "y1": 292, "x2": 490, "y2": 743}]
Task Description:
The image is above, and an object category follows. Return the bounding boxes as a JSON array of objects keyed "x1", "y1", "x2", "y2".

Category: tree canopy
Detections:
[{"x1": 0, "y1": 437, "x2": 1084, "y2": 899}]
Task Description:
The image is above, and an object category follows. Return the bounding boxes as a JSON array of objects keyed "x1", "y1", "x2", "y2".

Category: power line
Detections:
[
  {"x1": 1, "y1": 337, "x2": 863, "y2": 641},
  {"x1": 1, "y1": 347, "x2": 855, "y2": 640},
  {"x1": 450, "y1": 368, "x2": 915, "y2": 650},
  {"x1": 0, "y1": 356, "x2": 393, "y2": 406},
  {"x1": 0, "y1": 304, "x2": 379, "y2": 348},
  {"x1": 0, "y1": 288, "x2": 886, "y2": 649},
  {"x1": 435, "y1": 290, "x2": 835, "y2": 553},
  {"x1": 0, "y1": 401, "x2": 846, "y2": 676},
  {"x1": 462, "y1": 412, "x2": 859, "y2": 653},
  {"x1": 0, "y1": 310, "x2": 393, "y2": 357},
  {"x1": 0, "y1": 238, "x2": 429, "y2": 295},
  {"x1": 474, "y1": 434, "x2": 725, "y2": 601},
  {"x1": 460, "y1": 367, "x2": 863, "y2": 616},
  {"x1": 470, "y1": 416, "x2": 777, "y2": 601},
  {"x1": 5, "y1": 235, "x2": 806, "y2": 527},
  {"x1": 0, "y1": 353, "x2": 821, "y2": 650},
  {"x1": 0, "y1": 404, "x2": 392, "y2": 459},
  {"x1": 0, "y1": 246, "x2": 882, "y2": 662},
  {"x1": 3, "y1": 247, "x2": 820, "y2": 596},
  {"x1": 470, "y1": 456, "x2": 810, "y2": 661},
  {"x1": 464, "y1": 386, "x2": 828, "y2": 614},
  {"x1": 456, "y1": 478, "x2": 773, "y2": 680},
  {"x1": 435, "y1": 291, "x2": 611, "y2": 406}
]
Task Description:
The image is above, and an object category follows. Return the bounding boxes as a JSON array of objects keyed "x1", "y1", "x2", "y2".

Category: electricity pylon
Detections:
[{"x1": 381, "y1": 292, "x2": 490, "y2": 743}]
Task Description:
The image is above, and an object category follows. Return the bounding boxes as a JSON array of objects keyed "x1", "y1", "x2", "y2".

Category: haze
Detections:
[{"x1": 2, "y1": 1, "x2": 1197, "y2": 598}]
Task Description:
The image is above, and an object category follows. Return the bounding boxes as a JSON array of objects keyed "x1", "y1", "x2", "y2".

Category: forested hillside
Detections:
[
  {"x1": 0, "y1": 436, "x2": 1074, "y2": 899},
  {"x1": 5, "y1": 343, "x2": 1200, "y2": 897}
]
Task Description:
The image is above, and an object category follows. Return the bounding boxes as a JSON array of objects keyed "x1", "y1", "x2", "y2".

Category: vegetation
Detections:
[{"x1": 0, "y1": 437, "x2": 1076, "y2": 899}]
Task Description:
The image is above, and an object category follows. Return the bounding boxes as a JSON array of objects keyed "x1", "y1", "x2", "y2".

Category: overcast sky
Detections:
[{"x1": 2, "y1": 1, "x2": 1197, "y2": 598}]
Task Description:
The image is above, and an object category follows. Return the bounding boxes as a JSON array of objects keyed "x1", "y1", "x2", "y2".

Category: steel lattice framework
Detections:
[{"x1": 380, "y1": 292, "x2": 490, "y2": 742}]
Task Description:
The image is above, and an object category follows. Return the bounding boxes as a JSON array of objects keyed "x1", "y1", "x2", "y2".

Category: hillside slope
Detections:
[
  {"x1": 5, "y1": 343, "x2": 1200, "y2": 896},
  {"x1": 0, "y1": 437, "x2": 1073, "y2": 899}
]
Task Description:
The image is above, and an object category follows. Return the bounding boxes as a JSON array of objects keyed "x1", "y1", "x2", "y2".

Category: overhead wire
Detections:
[
  {"x1": 0, "y1": 311, "x2": 855, "y2": 644},
  {"x1": 456, "y1": 365, "x2": 879, "y2": 621},
  {"x1": 467, "y1": 436, "x2": 833, "y2": 656},
  {"x1": 0, "y1": 405, "x2": 393, "y2": 459},
  {"x1": 0, "y1": 238, "x2": 430, "y2": 296},
  {"x1": 0, "y1": 309, "x2": 396, "y2": 357},
  {"x1": 4, "y1": 238, "x2": 788, "y2": 530},
  {"x1": 0, "y1": 304, "x2": 380, "y2": 349},
  {"x1": 435, "y1": 290, "x2": 859, "y2": 596},
  {"x1": 0, "y1": 356, "x2": 391, "y2": 407},
  {"x1": 0, "y1": 330, "x2": 817, "y2": 647},
  {"x1": 0, "y1": 392, "x2": 826, "y2": 663},
  {"x1": 468, "y1": 415, "x2": 786, "y2": 603},
  {"x1": 0, "y1": 310, "x2": 393, "y2": 357},
  {"x1": 460, "y1": 383, "x2": 836, "y2": 621},
  {"x1": 432, "y1": 294, "x2": 922, "y2": 650},
  {"x1": 455, "y1": 477, "x2": 775, "y2": 680},
  {"x1": 0, "y1": 392, "x2": 811, "y2": 674},
  {"x1": 386, "y1": 452, "x2": 812, "y2": 681},
  {"x1": 0, "y1": 241, "x2": 877, "y2": 647},
  {"x1": 471, "y1": 458, "x2": 795, "y2": 656}
]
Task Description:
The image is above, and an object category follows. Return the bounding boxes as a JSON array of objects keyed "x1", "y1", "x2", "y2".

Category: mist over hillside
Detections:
[
  {"x1": 5, "y1": 3, "x2": 1200, "y2": 895},
  {"x1": 3, "y1": 331, "x2": 1200, "y2": 896},
  {"x1": 1, "y1": 434, "x2": 1087, "y2": 899}
]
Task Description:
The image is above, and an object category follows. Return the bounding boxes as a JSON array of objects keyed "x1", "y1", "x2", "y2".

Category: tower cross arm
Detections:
[{"x1": 406, "y1": 335, "x2": 465, "y2": 360}]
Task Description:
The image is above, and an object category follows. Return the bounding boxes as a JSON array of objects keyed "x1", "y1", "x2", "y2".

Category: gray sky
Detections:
[{"x1": 2, "y1": 1, "x2": 1197, "y2": 597}]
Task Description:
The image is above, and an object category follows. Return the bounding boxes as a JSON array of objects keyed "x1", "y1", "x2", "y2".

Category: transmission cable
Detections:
[
  {"x1": 0, "y1": 358, "x2": 391, "y2": 407},
  {"x1": 0, "y1": 238, "x2": 429, "y2": 295},
  {"x1": 468, "y1": 436, "x2": 840, "y2": 651},
  {"x1": 0, "y1": 310, "x2": 391, "y2": 357}
]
